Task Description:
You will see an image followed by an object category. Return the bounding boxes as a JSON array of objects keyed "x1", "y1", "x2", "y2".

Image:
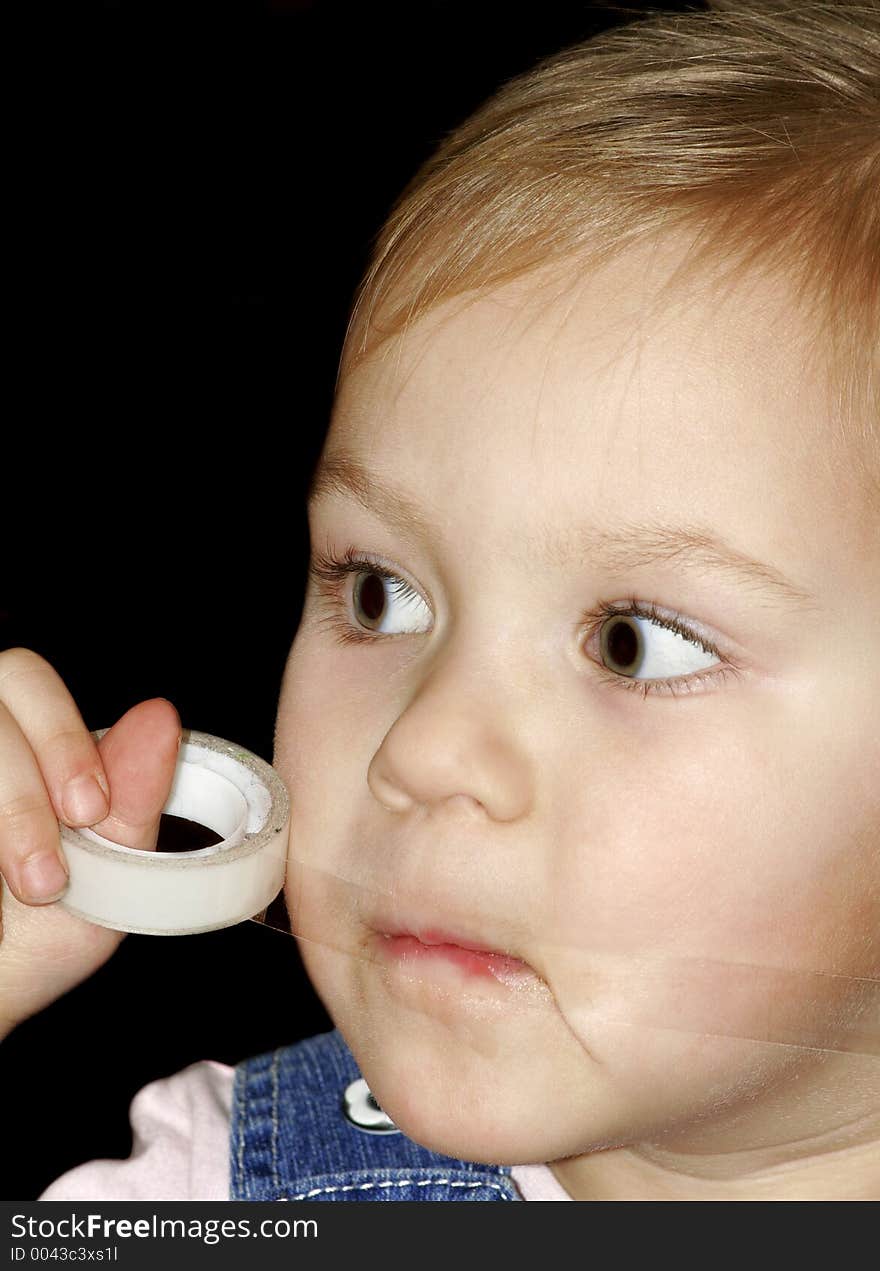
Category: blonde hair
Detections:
[{"x1": 342, "y1": 1, "x2": 879, "y2": 497}]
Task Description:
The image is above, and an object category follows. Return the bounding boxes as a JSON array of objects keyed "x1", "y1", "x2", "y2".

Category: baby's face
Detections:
[{"x1": 273, "y1": 234, "x2": 880, "y2": 1174}]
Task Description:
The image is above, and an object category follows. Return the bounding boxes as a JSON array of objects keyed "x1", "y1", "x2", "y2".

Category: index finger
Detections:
[{"x1": 0, "y1": 648, "x2": 110, "y2": 829}]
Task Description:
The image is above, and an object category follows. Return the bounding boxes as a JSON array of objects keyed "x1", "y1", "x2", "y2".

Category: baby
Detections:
[{"x1": 2, "y1": 0, "x2": 878, "y2": 1201}]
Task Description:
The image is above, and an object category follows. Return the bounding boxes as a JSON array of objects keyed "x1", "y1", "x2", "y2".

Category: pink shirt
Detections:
[{"x1": 38, "y1": 1061, "x2": 572, "y2": 1201}]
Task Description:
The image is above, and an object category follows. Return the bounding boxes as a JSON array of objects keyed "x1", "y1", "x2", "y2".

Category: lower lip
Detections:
[{"x1": 377, "y1": 933, "x2": 531, "y2": 984}]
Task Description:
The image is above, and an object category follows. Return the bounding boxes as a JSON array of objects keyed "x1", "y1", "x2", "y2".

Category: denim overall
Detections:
[{"x1": 230, "y1": 1028, "x2": 522, "y2": 1201}]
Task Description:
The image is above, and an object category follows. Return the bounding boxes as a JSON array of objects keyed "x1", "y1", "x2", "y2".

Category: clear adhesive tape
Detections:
[{"x1": 57, "y1": 728, "x2": 290, "y2": 936}]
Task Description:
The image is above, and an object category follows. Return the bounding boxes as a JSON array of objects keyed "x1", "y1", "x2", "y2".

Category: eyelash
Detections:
[{"x1": 307, "y1": 546, "x2": 742, "y2": 700}]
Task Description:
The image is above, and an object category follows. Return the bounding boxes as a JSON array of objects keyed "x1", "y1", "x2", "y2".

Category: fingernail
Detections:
[
  {"x1": 62, "y1": 774, "x2": 109, "y2": 826},
  {"x1": 20, "y1": 851, "x2": 69, "y2": 903}
]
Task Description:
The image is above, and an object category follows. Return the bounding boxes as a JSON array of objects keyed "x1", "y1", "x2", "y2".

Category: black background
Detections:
[{"x1": 3, "y1": 0, "x2": 703, "y2": 1200}]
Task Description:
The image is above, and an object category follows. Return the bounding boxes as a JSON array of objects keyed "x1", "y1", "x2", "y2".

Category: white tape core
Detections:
[{"x1": 57, "y1": 729, "x2": 290, "y2": 936}]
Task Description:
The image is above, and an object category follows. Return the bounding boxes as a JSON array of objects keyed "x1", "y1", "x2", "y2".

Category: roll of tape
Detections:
[{"x1": 57, "y1": 729, "x2": 290, "y2": 936}]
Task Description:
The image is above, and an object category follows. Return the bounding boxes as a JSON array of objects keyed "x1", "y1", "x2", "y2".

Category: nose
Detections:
[{"x1": 366, "y1": 649, "x2": 534, "y2": 823}]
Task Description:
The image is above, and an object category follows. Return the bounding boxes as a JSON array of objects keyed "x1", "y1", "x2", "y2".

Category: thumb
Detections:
[{"x1": 90, "y1": 698, "x2": 182, "y2": 852}]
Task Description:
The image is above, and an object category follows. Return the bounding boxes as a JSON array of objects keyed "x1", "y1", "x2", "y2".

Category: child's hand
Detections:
[{"x1": 0, "y1": 648, "x2": 181, "y2": 1039}]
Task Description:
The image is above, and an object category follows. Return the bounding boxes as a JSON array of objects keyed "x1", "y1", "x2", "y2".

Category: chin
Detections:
[
  {"x1": 298, "y1": 935, "x2": 623, "y2": 1165},
  {"x1": 328, "y1": 1003, "x2": 595, "y2": 1167}
]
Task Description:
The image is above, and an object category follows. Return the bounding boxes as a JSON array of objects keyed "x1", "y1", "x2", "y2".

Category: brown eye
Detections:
[
  {"x1": 595, "y1": 607, "x2": 720, "y2": 683},
  {"x1": 348, "y1": 568, "x2": 432, "y2": 637},
  {"x1": 600, "y1": 615, "x2": 644, "y2": 677},
  {"x1": 353, "y1": 573, "x2": 387, "y2": 628}
]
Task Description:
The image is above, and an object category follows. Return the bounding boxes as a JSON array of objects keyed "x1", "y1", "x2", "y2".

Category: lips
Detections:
[
  {"x1": 371, "y1": 919, "x2": 534, "y2": 985},
  {"x1": 411, "y1": 927, "x2": 508, "y2": 954}
]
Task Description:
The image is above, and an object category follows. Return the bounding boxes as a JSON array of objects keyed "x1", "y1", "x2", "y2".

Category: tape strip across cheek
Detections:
[
  {"x1": 543, "y1": 946, "x2": 880, "y2": 1059},
  {"x1": 266, "y1": 857, "x2": 880, "y2": 1058},
  {"x1": 57, "y1": 729, "x2": 290, "y2": 936},
  {"x1": 56, "y1": 732, "x2": 880, "y2": 1058}
]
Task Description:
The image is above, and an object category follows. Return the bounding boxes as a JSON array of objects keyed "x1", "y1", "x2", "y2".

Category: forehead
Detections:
[
  {"x1": 320, "y1": 236, "x2": 875, "y2": 615},
  {"x1": 339, "y1": 244, "x2": 815, "y2": 475},
  {"x1": 341, "y1": 239, "x2": 821, "y2": 464}
]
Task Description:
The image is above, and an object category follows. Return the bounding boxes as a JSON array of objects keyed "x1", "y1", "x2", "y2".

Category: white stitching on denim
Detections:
[{"x1": 279, "y1": 1177, "x2": 514, "y2": 1201}]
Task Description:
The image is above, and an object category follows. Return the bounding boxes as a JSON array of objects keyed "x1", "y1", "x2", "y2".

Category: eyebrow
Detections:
[{"x1": 307, "y1": 449, "x2": 819, "y2": 610}]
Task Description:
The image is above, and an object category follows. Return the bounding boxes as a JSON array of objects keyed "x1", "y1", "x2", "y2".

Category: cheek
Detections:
[
  {"x1": 274, "y1": 635, "x2": 359, "y2": 866},
  {"x1": 293, "y1": 926, "x2": 353, "y2": 1028},
  {"x1": 274, "y1": 625, "x2": 394, "y2": 822},
  {"x1": 673, "y1": 710, "x2": 869, "y2": 962},
  {"x1": 543, "y1": 694, "x2": 880, "y2": 1061}
]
